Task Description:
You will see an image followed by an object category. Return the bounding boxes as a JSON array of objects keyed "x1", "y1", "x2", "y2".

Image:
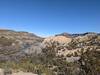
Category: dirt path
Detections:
[
  {"x1": 12, "y1": 71, "x2": 37, "y2": 75},
  {"x1": 0, "y1": 68, "x2": 37, "y2": 75}
]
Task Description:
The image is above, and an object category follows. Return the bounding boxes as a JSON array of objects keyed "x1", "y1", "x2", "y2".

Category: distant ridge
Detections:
[
  {"x1": 56, "y1": 32, "x2": 100, "y2": 37},
  {"x1": 0, "y1": 29, "x2": 15, "y2": 32}
]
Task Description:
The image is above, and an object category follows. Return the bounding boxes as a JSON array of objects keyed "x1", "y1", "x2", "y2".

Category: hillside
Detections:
[
  {"x1": 0, "y1": 29, "x2": 43, "y2": 62},
  {"x1": 0, "y1": 29, "x2": 100, "y2": 75}
]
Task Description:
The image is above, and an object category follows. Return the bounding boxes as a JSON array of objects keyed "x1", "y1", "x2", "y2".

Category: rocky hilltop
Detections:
[{"x1": 43, "y1": 32, "x2": 100, "y2": 56}]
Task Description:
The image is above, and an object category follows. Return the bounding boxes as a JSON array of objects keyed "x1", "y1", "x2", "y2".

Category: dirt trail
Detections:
[
  {"x1": 0, "y1": 69, "x2": 37, "y2": 75},
  {"x1": 12, "y1": 71, "x2": 37, "y2": 75}
]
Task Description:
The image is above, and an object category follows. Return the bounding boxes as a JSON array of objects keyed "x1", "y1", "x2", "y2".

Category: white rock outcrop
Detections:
[
  {"x1": 43, "y1": 36, "x2": 72, "y2": 44},
  {"x1": 0, "y1": 68, "x2": 4, "y2": 75}
]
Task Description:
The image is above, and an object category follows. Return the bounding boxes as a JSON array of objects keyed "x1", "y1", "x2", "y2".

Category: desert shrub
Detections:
[{"x1": 78, "y1": 48, "x2": 100, "y2": 75}]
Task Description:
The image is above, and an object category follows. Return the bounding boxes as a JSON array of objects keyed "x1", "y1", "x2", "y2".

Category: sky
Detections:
[{"x1": 0, "y1": 0, "x2": 100, "y2": 36}]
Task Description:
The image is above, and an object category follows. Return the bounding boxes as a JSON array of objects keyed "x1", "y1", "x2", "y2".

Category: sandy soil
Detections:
[
  {"x1": 0, "y1": 69, "x2": 37, "y2": 75},
  {"x1": 12, "y1": 71, "x2": 37, "y2": 75}
]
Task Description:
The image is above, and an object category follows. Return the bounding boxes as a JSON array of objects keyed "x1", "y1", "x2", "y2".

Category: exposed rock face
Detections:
[
  {"x1": 0, "y1": 68, "x2": 4, "y2": 75},
  {"x1": 42, "y1": 32, "x2": 100, "y2": 59},
  {"x1": 43, "y1": 36, "x2": 72, "y2": 44}
]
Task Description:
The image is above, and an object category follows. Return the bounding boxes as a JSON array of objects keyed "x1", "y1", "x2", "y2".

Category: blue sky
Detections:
[{"x1": 0, "y1": 0, "x2": 100, "y2": 36}]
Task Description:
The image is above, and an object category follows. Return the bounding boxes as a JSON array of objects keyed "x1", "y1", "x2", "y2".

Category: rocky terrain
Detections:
[
  {"x1": 0, "y1": 29, "x2": 100, "y2": 75},
  {"x1": 0, "y1": 29, "x2": 43, "y2": 62},
  {"x1": 43, "y1": 32, "x2": 100, "y2": 56}
]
